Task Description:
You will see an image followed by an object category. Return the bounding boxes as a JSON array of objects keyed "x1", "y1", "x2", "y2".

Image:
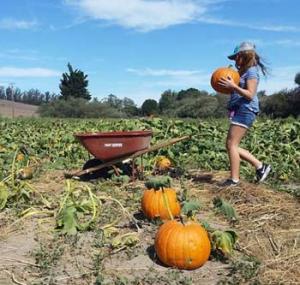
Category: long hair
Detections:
[{"x1": 236, "y1": 50, "x2": 268, "y2": 76}]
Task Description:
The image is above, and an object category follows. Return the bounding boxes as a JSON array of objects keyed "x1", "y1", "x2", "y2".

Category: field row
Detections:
[{"x1": 0, "y1": 117, "x2": 299, "y2": 182}]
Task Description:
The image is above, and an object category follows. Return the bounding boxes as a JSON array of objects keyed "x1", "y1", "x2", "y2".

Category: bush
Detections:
[{"x1": 38, "y1": 97, "x2": 126, "y2": 118}]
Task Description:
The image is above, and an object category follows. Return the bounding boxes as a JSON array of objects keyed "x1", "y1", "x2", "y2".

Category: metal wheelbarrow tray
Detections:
[
  {"x1": 75, "y1": 130, "x2": 153, "y2": 161},
  {"x1": 67, "y1": 130, "x2": 189, "y2": 179}
]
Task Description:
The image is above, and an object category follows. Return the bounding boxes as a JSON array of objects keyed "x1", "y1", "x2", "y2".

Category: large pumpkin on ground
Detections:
[
  {"x1": 210, "y1": 67, "x2": 240, "y2": 94},
  {"x1": 155, "y1": 220, "x2": 211, "y2": 270},
  {"x1": 141, "y1": 188, "x2": 181, "y2": 220}
]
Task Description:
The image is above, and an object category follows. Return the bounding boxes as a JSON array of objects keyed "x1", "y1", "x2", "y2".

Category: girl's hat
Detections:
[{"x1": 228, "y1": 42, "x2": 256, "y2": 60}]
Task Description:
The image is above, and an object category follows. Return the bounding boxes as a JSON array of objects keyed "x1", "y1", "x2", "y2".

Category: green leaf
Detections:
[
  {"x1": 213, "y1": 196, "x2": 238, "y2": 221},
  {"x1": 57, "y1": 205, "x2": 79, "y2": 235},
  {"x1": 182, "y1": 200, "x2": 201, "y2": 217},
  {"x1": 144, "y1": 175, "x2": 172, "y2": 190},
  {"x1": 0, "y1": 183, "x2": 9, "y2": 210},
  {"x1": 201, "y1": 220, "x2": 214, "y2": 232},
  {"x1": 111, "y1": 174, "x2": 131, "y2": 184}
]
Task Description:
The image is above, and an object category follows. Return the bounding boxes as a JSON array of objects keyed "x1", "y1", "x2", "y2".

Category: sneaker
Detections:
[
  {"x1": 256, "y1": 163, "x2": 271, "y2": 183},
  {"x1": 219, "y1": 179, "x2": 239, "y2": 187}
]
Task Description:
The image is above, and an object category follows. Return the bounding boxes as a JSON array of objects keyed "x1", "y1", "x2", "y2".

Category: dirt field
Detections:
[
  {"x1": 0, "y1": 99, "x2": 38, "y2": 118},
  {"x1": 0, "y1": 170, "x2": 299, "y2": 285}
]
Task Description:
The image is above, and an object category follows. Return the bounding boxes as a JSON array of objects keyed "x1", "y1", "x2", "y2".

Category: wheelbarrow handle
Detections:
[{"x1": 131, "y1": 135, "x2": 190, "y2": 158}]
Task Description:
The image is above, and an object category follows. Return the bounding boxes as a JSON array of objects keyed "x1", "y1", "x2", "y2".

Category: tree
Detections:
[
  {"x1": 141, "y1": 99, "x2": 158, "y2": 116},
  {"x1": 159, "y1": 90, "x2": 177, "y2": 113},
  {"x1": 122, "y1": 97, "x2": 139, "y2": 116},
  {"x1": 59, "y1": 63, "x2": 91, "y2": 100},
  {"x1": 103, "y1": 94, "x2": 123, "y2": 110},
  {"x1": 295, "y1": 72, "x2": 300, "y2": 85},
  {"x1": 0, "y1": 86, "x2": 5, "y2": 99}
]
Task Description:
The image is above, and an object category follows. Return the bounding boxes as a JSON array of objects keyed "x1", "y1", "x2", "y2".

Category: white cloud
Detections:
[
  {"x1": 127, "y1": 68, "x2": 202, "y2": 77},
  {"x1": 127, "y1": 67, "x2": 210, "y2": 88},
  {"x1": 127, "y1": 65, "x2": 300, "y2": 95},
  {"x1": 258, "y1": 25, "x2": 299, "y2": 32},
  {"x1": 0, "y1": 18, "x2": 38, "y2": 30},
  {"x1": 260, "y1": 39, "x2": 300, "y2": 47},
  {"x1": 259, "y1": 65, "x2": 300, "y2": 94},
  {"x1": 65, "y1": 0, "x2": 209, "y2": 31},
  {"x1": 0, "y1": 67, "x2": 61, "y2": 77},
  {"x1": 199, "y1": 16, "x2": 300, "y2": 32},
  {"x1": 64, "y1": 0, "x2": 300, "y2": 32}
]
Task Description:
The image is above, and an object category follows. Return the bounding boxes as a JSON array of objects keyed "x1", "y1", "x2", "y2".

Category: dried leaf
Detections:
[
  {"x1": 111, "y1": 232, "x2": 139, "y2": 249},
  {"x1": 211, "y1": 230, "x2": 238, "y2": 256}
]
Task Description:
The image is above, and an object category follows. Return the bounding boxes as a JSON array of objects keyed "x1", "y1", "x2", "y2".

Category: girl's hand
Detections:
[{"x1": 218, "y1": 76, "x2": 237, "y2": 90}]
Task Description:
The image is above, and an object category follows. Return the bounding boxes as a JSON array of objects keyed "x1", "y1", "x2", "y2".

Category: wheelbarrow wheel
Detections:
[{"x1": 80, "y1": 158, "x2": 111, "y2": 181}]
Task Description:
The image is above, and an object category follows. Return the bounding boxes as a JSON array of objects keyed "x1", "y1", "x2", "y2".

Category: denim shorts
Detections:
[{"x1": 229, "y1": 106, "x2": 257, "y2": 129}]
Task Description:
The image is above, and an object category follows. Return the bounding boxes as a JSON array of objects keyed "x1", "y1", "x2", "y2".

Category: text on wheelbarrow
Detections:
[{"x1": 104, "y1": 143, "x2": 123, "y2": 148}]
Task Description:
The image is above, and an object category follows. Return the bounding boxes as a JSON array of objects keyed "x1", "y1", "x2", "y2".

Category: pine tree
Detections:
[
  {"x1": 59, "y1": 63, "x2": 91, "y2": 100},
  {"x1": 295, "y1": 72, "x2": 300, "y2": 86}
]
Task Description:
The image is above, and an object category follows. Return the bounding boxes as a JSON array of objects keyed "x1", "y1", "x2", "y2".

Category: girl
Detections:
[{"x1": 218, "y1": 42, "x2": 271, "y2": 186}]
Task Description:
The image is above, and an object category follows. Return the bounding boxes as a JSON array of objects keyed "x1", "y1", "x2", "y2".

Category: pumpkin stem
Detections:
[{"x1": 161, "y1": 187, "x2": 174, "y2": 220}]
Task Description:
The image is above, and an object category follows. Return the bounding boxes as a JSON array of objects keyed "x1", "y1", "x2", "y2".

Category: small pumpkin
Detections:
[
  {"x1": 141, "y1": 187, "x2": 181, "y2": 220},
  {"x1": 155, "y1": 156, "x2": 171, "y2": 170},
  {"x1": 155, "y1": 220, "x2": 211, "y2": 270},
  {"x1": 18, "y1": 166, "x2": 33, "y2": 180},
  {"x1": 210, "y1": 67, "x2": 240, "y2": 94},
  {"x1": 16, "y1": 153, "x2": 25, "y2": 161}
]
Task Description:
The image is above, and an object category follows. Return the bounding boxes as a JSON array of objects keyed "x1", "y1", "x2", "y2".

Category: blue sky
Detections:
[{"x1": 0, "y1": 0, "x2": 299, "y2": 106}]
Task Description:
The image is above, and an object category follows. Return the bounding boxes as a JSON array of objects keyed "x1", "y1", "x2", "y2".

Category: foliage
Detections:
[
  {"x1": 158, "y1": 89, "x2": 177, "y2": 112},
  {"x1": 213, "y1": 197, "x2": 239, "y2": 222},
  {"x1": 38, "y1": 97, "x2": 126, "y2": 118},
  {"x1": 210, "y1": 230, "x2": 238, "y2": 256},
  {"x1": 0, "y1": 117, "x2": 299, "y2": 183},
  {"x1": 295, "y1": 72, "x2": 300, "y2": 85},
  {"x1": 260, "y1": 88, "x2": 300, "y2": 118},
  {"x1": 141, "y1": 99, "x2": 159, "y2": 116},
  {"x1": 0, "y1": 86, "x2": 58, "y2": 105},
  {"x1": 156, "y1": 88, "x2": 228, "y2": 118},
  {"x1": 59, "y1": 63, "x2": 91, "y2": 100},
  {"x1": 144, "y1": 176, "x2": 172, "y2": 190},
  {"x1": 102, "y1": 94, "x2": 139, "y2": 116}
]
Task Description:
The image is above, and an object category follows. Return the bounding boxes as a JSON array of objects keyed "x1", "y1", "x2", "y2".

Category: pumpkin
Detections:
[
  {"x1": 155, "y1": 220, "x2": 211, "y2": 270},
  {"x1": 210, "y1": 67, "x2": 240, "y2": 94},
  {"x1": 18, "y1": 166, "x2": 33, "y2": 180},
  {"x1": 155, "y1": 156, "x2": 171, "y2": 170},
  {"x1": 16, "y1": 153, "x2": 25, "y2": 161},
  {"x1": 141, "y1": 187, "x2": 181, "y2": 220}
]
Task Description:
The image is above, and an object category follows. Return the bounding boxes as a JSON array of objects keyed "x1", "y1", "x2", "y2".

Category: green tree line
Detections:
[{"x1": 3, "y1": 64, "x2": 300, "y2": 118}]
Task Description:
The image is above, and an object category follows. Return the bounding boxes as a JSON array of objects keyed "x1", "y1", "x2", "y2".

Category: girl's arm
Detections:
[{"x1": 218, "y1": 77, "x2": 258, "y2": 100}]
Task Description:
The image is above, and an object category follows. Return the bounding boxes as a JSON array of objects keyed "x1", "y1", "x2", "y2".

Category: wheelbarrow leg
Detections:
[
  {"x1": 131, "y1": 158, "x2": 136, "y2": 181},
  {"x1": 140, "y1": 154, "x2": 144, "y2": 180},
  {"x1": 112, "y1": 165, "x2": 120, "y2": 176}
]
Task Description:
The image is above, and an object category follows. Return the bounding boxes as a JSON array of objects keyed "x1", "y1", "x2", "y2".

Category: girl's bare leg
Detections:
[
  {"x1": 226, "y1": 125, "x2": 248, "y2": 181},
  {"x1": 238, "y1": 147, "x2": 261, "y2": 168}
]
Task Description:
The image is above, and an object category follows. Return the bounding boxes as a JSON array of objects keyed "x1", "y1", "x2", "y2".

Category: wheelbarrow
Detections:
[{"x1": 65, "y1": 130, "x2": 189, "y2": 180}]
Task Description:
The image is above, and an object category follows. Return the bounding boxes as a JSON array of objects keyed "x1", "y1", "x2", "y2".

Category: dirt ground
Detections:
[
  {"x1": 0, "y1": 99, "x2": 38, "y2": 118},
  {"x1": 0, "y1": 169, "x2": 299, "y2": 285}
]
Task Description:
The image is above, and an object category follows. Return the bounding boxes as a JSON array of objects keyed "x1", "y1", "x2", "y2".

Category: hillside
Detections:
[{"x1": 0, "y1": 99, "x2": 39, "y2": 118}]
